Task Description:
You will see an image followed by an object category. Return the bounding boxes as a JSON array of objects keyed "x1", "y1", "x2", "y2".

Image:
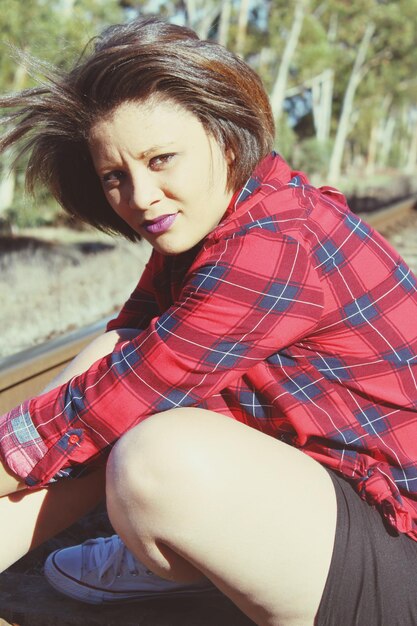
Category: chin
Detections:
[
  {"x1": 152, "y1": 241, "x2": 182, "y2": 256},
  {"x1": 154, "y1": 238, "x2": 197, "y2": 256}
]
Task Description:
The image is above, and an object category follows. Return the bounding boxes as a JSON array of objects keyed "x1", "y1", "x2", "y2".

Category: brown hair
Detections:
[{"x1": 0, "y1": 17, "x2": 275, "y2": 240}]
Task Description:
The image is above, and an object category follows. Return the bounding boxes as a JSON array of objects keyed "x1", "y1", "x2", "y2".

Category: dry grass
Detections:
[
  {"x1": 0, "y1": 229, "x2": 151, "y2": 358},
  {"x1": 0, "y1": 228, "x2": 143, "y2": 578}
]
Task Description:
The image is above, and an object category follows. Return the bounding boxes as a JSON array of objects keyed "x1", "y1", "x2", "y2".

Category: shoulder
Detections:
[{"x1": 207, "y1": 154, "x2": 339, "y2": 247}]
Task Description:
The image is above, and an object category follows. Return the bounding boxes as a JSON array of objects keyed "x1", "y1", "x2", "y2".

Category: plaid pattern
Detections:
[{"x1": 1, "y1": 153, "x2": 417, "y2": 539}]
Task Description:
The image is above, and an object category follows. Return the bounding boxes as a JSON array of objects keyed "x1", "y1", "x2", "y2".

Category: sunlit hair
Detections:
[{"x1": 0, "y1": 17, "x2": 275, "y2": 240}]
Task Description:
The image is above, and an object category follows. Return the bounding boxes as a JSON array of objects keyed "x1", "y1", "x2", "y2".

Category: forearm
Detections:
[
  {"x1": 42, "y1": 328, "x2": 139, "y2": 393},
  {"x1": 0, "y1": 328, "x2": 138, "y2": 495}
]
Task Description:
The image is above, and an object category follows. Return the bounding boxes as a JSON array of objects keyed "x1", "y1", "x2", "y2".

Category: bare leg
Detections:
[
  {"x1": 0, "y1": 464, "x2": 105, "y2": 572},
  {"x1": 0, "y1": 327, "x2": 138, "y2": 572},
  {"x1": 106, "y1": 409, "x2": 337, "y2": 626}
]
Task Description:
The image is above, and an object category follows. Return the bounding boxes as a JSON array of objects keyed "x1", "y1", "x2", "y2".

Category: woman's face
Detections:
[{"x1": 89, "y1": 99, "x2": 234, "y2": 255}]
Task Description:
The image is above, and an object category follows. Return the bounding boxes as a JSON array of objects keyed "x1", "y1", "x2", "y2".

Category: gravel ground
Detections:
[{"x1": 0, "y1": 228, "x2": 151, "y2": 358}]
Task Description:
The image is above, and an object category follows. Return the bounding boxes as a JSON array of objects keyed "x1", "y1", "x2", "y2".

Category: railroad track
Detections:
[
  {"x1": 0, "y1": 319, "x2": 108, "y2": 413},
  {"x1": 1, "y1": 195, "x2": 416, "y2": 414},
  {"x1": 357, "y1": 194, "x2": 417, "y2": 233}
]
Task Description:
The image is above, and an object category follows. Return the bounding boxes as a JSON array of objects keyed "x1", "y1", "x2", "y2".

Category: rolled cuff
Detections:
[
  {"x1": 358, "y1": 463, "x2": 417, "y2": 540},
  {"x1": 0, "y1": 399, "x2": 48, "y2": 483}
]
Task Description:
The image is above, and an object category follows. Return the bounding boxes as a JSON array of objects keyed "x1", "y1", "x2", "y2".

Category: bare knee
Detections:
[
  {"x1": 106, "y1": 408, "x2": 216, "y2": 514},
  {"x1": 106, "y1": 409, "x2": 214, "y2": 582}
]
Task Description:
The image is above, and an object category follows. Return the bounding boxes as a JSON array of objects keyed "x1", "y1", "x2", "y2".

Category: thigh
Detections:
[
  {"x1": 107, "y1": 409, "x2": 338, "y2": 626},
  {"x1": 317, "y1": 470, "x2": 417, "y2": 626}
]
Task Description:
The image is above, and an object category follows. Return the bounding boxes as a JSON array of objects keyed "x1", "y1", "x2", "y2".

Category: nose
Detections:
[{"x1": 128, "y1": 169, "x2": 163, "y2": 211}]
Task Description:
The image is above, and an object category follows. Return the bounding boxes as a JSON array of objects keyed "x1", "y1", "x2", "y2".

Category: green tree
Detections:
[
  {"x1": 0, "y1": 0, "x2": 124, "y2": 222},
  {"x1": 320, "y1": 0, "x2": 417, "y2": 181}
]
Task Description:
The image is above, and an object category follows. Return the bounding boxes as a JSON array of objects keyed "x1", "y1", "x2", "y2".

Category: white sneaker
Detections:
[{"x1": 44, "y1": 534, "x2": 215, "y2": 604}]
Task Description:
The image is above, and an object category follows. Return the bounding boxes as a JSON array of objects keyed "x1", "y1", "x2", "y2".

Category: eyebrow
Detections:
[
  {"x1": 93, "y1": 141, "x2": 178, "y2": 172},
  {"x1": 140, "y1": 142, "x2": 176, "y2": 159}
]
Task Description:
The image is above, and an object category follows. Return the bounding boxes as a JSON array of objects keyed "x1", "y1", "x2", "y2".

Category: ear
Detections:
[{"x1": 225, "y1": 148, "x2": 235, "y2": 164}]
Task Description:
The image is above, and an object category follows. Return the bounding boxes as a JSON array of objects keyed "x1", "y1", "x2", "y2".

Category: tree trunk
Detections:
[
  {"x1": 0, "y1": 57, "x2": 28, "y2": 217},
  {"x1": 270, "y1": 0, "x2": 308, "y2": 122},
  {"x1": 365, "y1": 95, "x2": 392, "y2": 175},
  {"x1": 311, "y1": 69, "x2": 333, "y2": 143},
  {"x1": 217, "y1": 0, "x2": 232, "y2": 47},
  {"x1": 0, "y1": 153, "x2": 16, "y2": 216},
  {"x1": 327, "y1": 22, "x2": 375, "y2": 183},
  {"x1": 377, "y1": 113, "x2": 396, "y2": 168},
  {"x1": 59, "y1": 0, "x2": 75, "y2": 18},
  {"x1": 327, "y1": 12, "x2": 338, "y2": 43},
  {"x1": 184, "y1": 0, "x2": 220, "y2": 40},
  {"x1": 365, "y1": 119, "x2": 379, "y2": 176},
  {"x1": 405, "y1": 113, "x2": 417, "y2": 174},
  {"x1": 184, "y1": 0, "x2": 197, "y2": 28},
  {"x1": 235, "y1": 0, "x2": 251, "y2": 57}
]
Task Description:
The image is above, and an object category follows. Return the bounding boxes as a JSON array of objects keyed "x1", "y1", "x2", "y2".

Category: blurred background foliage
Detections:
[{"x1": 1, "y1": 0, "x2": 416, "y2": 229}]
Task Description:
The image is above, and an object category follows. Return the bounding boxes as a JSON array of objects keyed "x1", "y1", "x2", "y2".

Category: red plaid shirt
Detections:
[{"x1": 2, "y1": 153, "x2": 417, "y2": 539}]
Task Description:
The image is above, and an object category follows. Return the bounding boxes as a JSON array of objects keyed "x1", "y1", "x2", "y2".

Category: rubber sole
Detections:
[{"x1": 44, "y1": 551, "x2": 217, "y2": 605}]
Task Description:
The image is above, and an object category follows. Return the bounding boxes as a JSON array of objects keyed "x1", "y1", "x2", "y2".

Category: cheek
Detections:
[{"x1": 105, "y1": 190, "x2": 123, "y2": 214}]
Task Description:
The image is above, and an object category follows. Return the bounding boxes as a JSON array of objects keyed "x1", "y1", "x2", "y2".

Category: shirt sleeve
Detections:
[
  {"x1": 106, "y1": 250, "x2": 161, "y2": 332},
  {"x1": 0, "y1": 230, "x2": 324, "y2": 488}
]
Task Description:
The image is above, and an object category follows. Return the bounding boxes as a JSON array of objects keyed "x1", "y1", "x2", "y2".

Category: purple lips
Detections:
[{"x1": 143, "y1": 214, "x2": 177, "y2": 234}]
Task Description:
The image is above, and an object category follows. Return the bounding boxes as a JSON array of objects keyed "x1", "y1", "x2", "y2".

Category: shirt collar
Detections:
[{"x1": 224, "y1": 151, "x2": 292, "y2": 218}]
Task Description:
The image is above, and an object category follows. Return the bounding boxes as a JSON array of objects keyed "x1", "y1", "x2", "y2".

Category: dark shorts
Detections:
[{"x1": 316, "y1": 469, "x2": 417, "y2": 626}]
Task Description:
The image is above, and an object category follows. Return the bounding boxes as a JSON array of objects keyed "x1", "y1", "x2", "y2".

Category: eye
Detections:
[
  {"x1": 101, "y1": 170, "x2": 126, "y2": 188},
  {"x1": 149, "y1": 153, "x2": 176, "y2": 171}
]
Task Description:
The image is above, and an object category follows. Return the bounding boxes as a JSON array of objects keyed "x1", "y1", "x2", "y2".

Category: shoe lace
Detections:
[{"x1": 86, "y1": 535, "x2": 150, "y2": 586}]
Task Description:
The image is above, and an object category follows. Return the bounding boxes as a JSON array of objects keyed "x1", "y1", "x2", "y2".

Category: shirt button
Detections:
[{"x1": 68, "y1": 434, "x2": 79, "y2": 445}]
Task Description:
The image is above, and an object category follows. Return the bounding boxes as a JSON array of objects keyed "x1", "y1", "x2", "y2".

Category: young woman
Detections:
[{"x1": 1, "y1": 16, "x2": 417, "y2": 626}]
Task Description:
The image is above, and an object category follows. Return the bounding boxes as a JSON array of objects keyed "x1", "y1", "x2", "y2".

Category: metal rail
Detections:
[
  {"x1": 0, "y1": 319, "x2": 108, "y2": 413},
  {"x1": 1, "y1": 195, "x2": 416, "y2": 414},
  {"x1": 356, "y1": 195, "x2": 417, "y2": 233}
]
